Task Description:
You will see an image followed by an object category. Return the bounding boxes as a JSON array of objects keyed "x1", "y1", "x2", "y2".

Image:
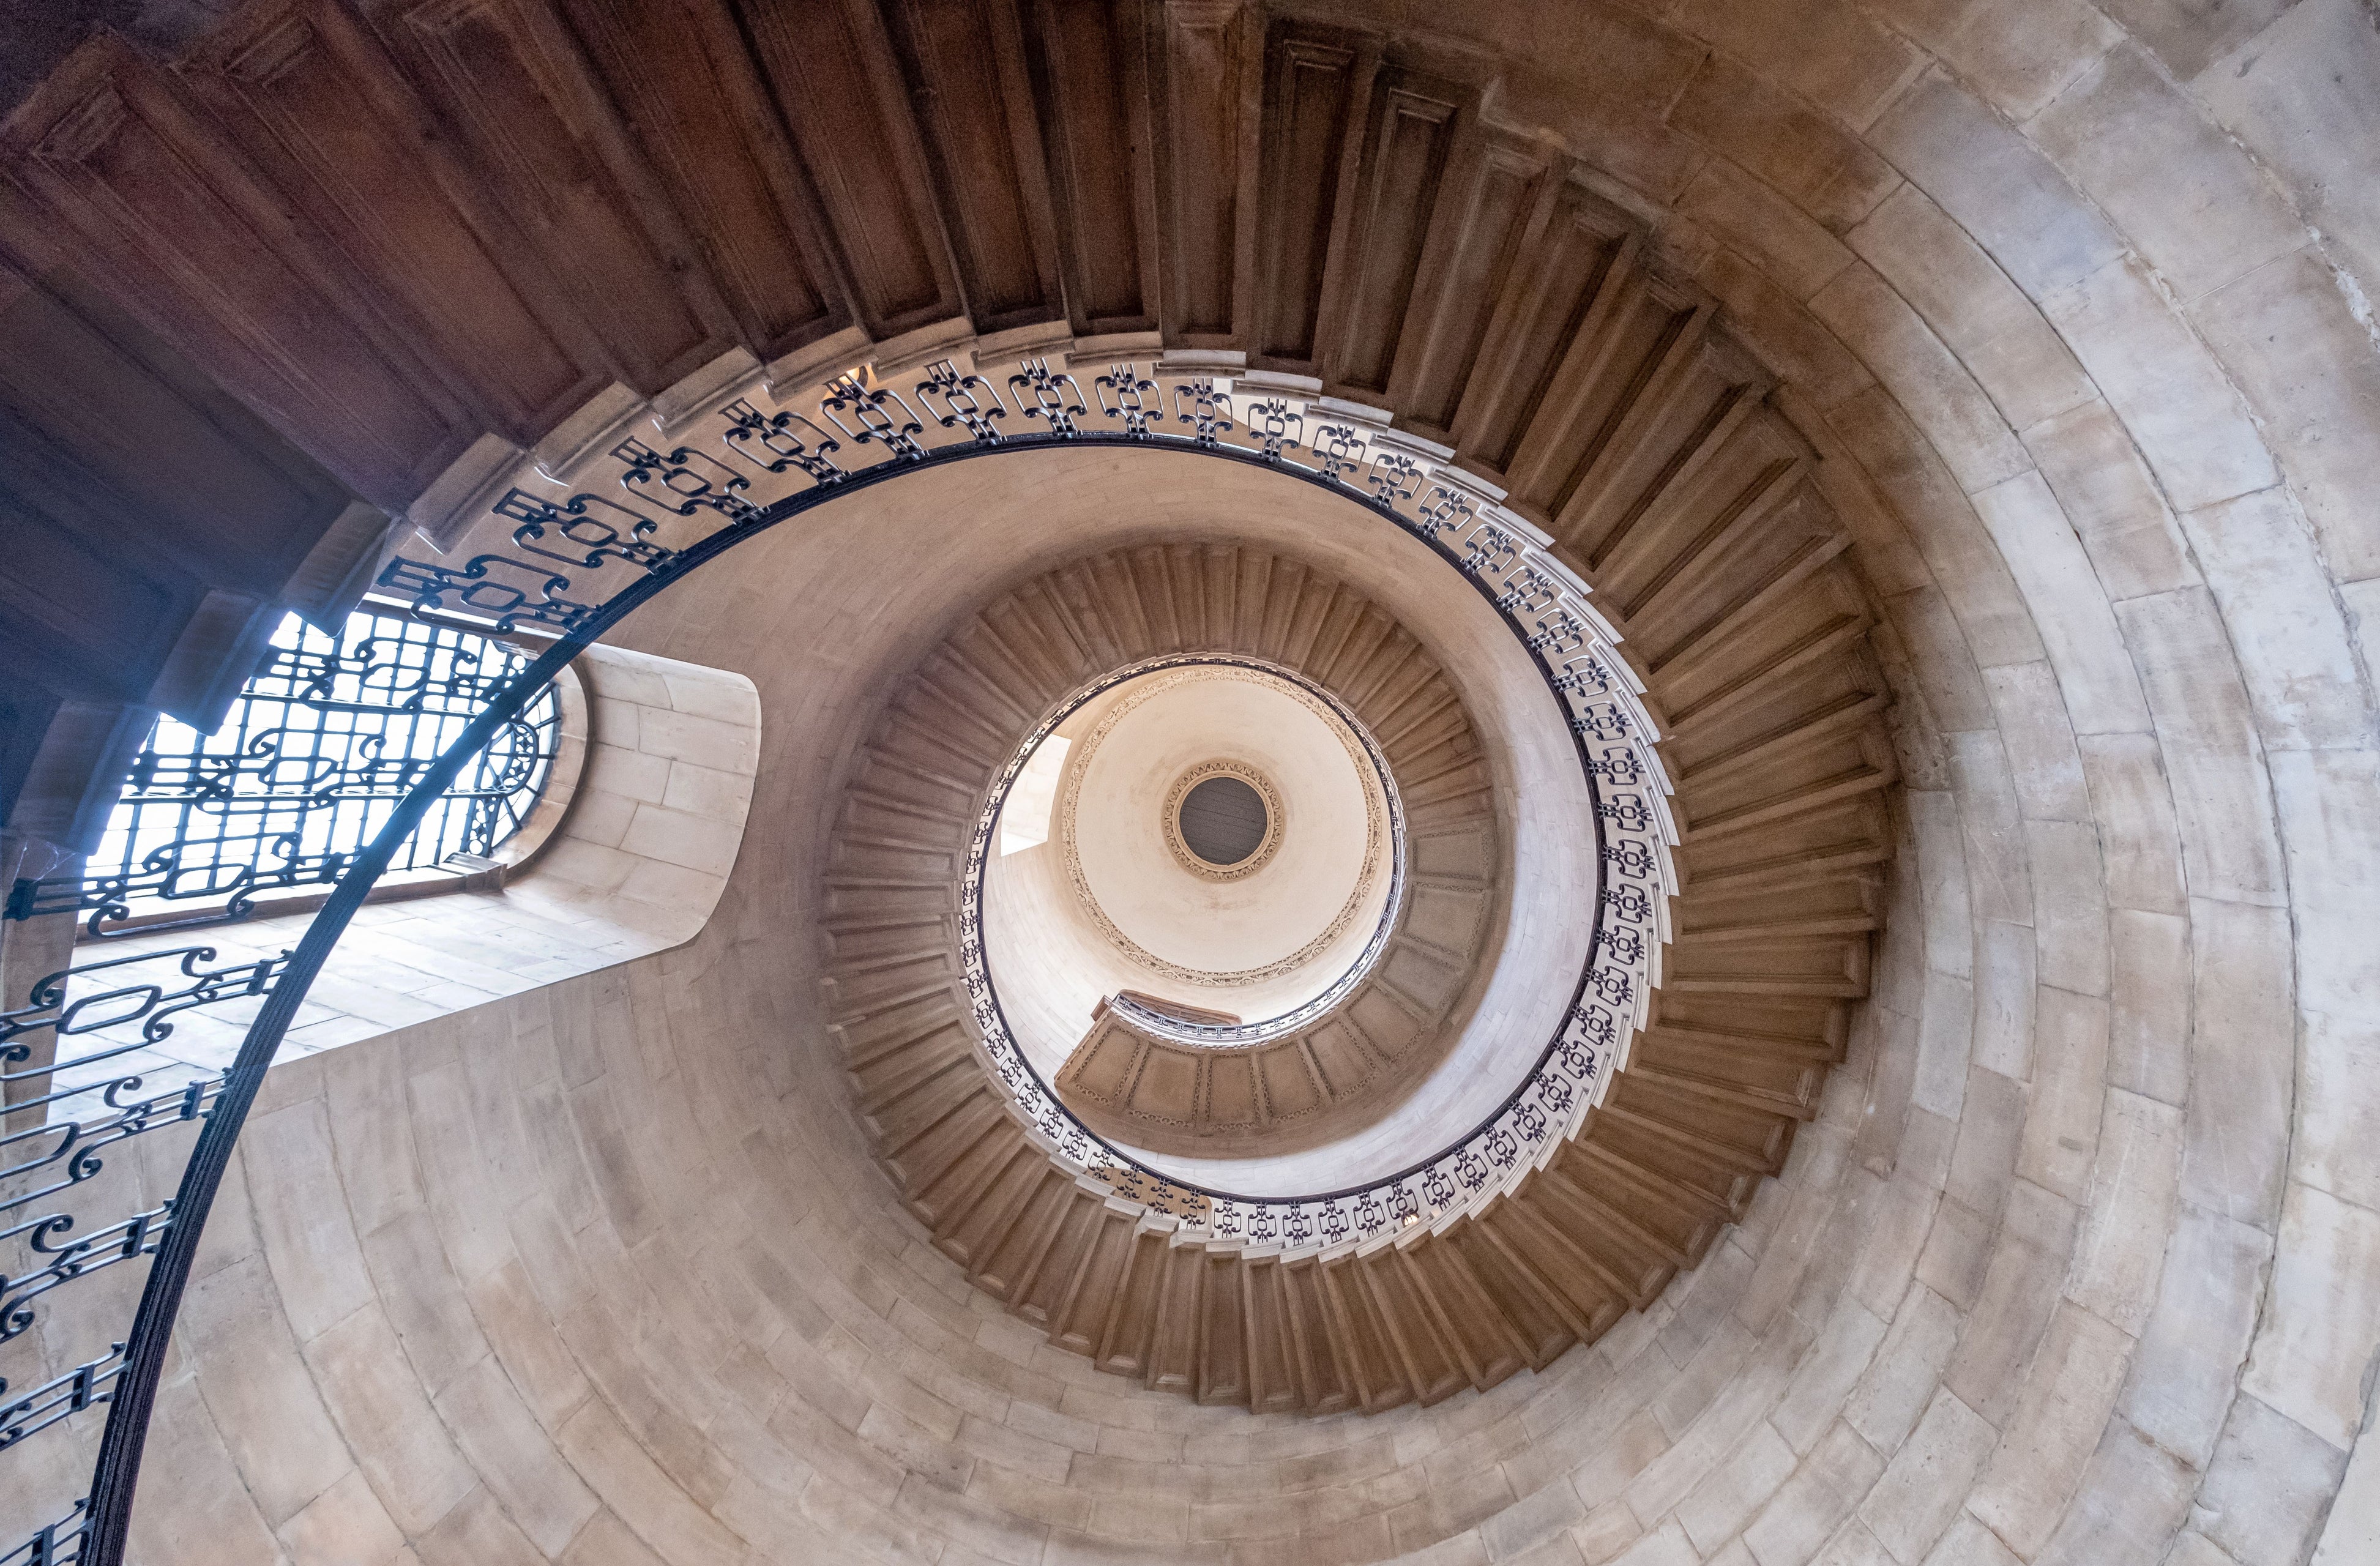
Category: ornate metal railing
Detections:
[
  {"x1": 0, "y1": 351, "x2": 1674, "y2": 1564},
  {"x1": 7, "y1": 609, "x2": 561, "y2": 939}
]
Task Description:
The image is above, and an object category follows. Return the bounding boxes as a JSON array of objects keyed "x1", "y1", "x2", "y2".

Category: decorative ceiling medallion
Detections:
[
  {"x1": 1056, "y1": 665, "x2": 1387, "y2": 989},
  {"x1": 1163, "y1": 761, "x2": 1283, "y2": 881}
]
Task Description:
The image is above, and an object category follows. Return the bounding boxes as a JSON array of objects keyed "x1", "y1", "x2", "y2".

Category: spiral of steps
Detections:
[
  {"x1": 791, "y1": 292, "x2": 1893, "y2": 1417},
  {"x1": 7, "y1": 0, "x2": 2377, "y2": 1563},
  {"x1": 832, "y1": 543, "x2": 1502, "y2": 1155}
]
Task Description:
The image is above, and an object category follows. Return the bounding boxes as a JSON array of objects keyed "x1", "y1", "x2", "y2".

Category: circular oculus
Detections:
[
  {"x1": 1177, "y1": 772, "x2": 1269, "y2": 867},
  {"x1": 1161, "y1": 761, "x2": 1285, "y2": 881}
]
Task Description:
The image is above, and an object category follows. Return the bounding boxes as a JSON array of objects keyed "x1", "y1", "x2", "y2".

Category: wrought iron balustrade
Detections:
[
  {"x1": 1, "y1": 352, "x2": 1677, "y2": 1566},
  {"x1": 7, "y1": 610, "x2": 561, "y2": 940}
]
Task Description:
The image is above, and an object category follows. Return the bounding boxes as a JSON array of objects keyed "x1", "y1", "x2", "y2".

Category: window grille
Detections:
[{"x1": 25, "y1": 608, "x2": 561, "y2": 934}]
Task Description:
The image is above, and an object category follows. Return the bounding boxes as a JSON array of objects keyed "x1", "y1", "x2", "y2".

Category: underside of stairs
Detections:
[{"x1": 0, "y1": 0, "x2": 1899, "y2": 1419}]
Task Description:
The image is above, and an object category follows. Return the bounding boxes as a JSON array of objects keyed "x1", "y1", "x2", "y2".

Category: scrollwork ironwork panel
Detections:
[
  {"x1": 0, "y1": 1505, "x2": 87, "y2": 1566},
  {"x1": 5, "y1": 351, "x2": 1682, "y2": 1566},
  {"x1": 6, "y1": 611, "x2": 560, "y2": 938},
  {"x1": 2, "y1": 1350, "x2": 127, "y2": 1456}
]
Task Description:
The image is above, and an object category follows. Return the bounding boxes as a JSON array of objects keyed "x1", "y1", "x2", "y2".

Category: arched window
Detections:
[{"x1": 37, "y1": 608, "x2": 561, "y2": 934}]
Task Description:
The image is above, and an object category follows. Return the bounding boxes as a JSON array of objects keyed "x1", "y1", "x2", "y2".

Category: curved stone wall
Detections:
[{"x1": 7, "y1": 1, "x2": 2377, "y2": 1562}]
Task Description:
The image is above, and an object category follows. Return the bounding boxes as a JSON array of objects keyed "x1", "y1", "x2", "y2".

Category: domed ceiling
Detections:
[{"x1": 1024, "y1": 662, "x2": 1393, "y2": 1004}]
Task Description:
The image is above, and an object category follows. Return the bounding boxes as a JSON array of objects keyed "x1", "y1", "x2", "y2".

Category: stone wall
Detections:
[
  {"x1": 503, "y1": 643, "x2": 762, "y2": 951},
  {"x1": 0, "y1": 643, "x2": 761, "y2": 1130},
  {"x1": 45, "y1": 1, "x2": 2380, "y2": 1564}
]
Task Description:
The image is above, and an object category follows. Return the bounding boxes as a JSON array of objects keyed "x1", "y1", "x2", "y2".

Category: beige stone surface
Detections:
[{"x1": 15, "y1": 0, "x2": 2380, "y2": 1560}]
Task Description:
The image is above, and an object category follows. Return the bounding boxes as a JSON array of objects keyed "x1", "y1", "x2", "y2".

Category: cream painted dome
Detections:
[{"x1": 1019, "y1": 662, "x2": 1392, "y2": 1007}]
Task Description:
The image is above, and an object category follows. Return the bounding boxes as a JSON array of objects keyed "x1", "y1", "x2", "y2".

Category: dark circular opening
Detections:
[{"x1": 1179, "y1": 775, "x2": 1268, "y2": 866}]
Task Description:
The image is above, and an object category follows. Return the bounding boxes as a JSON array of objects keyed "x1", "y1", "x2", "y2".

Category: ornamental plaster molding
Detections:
[
  {"x1": 1053, "y1": 664, "x2": 1387, "y2": 989},
  {"x1": 1162, "y1": 761, "x2": 1284, "y2": 881}
]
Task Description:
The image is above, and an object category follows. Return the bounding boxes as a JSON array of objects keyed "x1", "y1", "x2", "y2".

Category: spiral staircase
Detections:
[
  {"x1": 820, "y1": 439, "x2": 1887, "y2": 1415},
  {"x1": 835, "y1": 545, "x2": 1502, "y2": 1165},
  {"x1": 6, "y1": 1, "x2": 2379, "y2": 1564}
]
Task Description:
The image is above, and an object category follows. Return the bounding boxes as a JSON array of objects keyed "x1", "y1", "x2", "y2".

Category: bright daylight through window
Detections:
[{"x1": 50, "y1": 609, "x2": 561, "y2": 934}]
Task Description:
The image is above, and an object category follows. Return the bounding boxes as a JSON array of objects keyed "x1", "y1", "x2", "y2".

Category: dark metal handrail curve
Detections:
[{"x1": 5, "y1": 356, "x2": 1670, "y2": 1564}]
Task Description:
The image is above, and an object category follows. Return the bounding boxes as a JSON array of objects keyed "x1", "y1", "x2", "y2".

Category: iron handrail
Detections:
[{"x1": 2, "y1": 355, "x2": 1674, "y2": 1563}]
